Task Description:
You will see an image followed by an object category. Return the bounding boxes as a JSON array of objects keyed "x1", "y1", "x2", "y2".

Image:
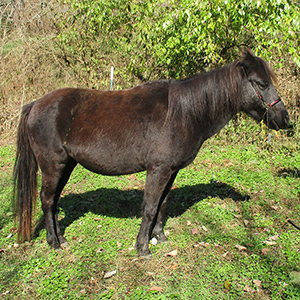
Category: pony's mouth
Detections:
[
  {"x1": 264, "y1": 116, "x2": 280, "y2": 131},
  {"x1": 270, "y1": 119, "x2": 280, "y2": 131}
]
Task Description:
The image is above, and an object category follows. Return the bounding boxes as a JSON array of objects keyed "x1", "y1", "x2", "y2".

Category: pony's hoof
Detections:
[
  {"x1": 157, "y1": 235, "x2": 168, "y2": 243},
  {"x1": 51, "y1": 245, "x2": 62, "y2": 252},
  {"x1": 138, "y1": 253, "x2": 152, "y2": 259},
  {"x1": 152, "y1": 232, "x2": 168, "y2": 243},
  {"x1": 136, "y1": 246, "x2": 152, "y2": 258},
  {"x1": 60, "y1": 242, "x2": 69, "y2": 249},
  {"x1": 50, "y1": 240, "x2": 62, "y2": 251},
  {"x1": 57, "y1": 236, "x2": 69, "y2": 249}
]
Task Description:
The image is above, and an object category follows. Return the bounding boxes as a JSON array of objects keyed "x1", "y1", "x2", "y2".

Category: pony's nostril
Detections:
[{"x1": 285, "y1": 115, "x2": 289, "y2": 123}]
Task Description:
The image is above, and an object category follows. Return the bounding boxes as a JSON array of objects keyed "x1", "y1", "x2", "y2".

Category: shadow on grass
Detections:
[
  {"x1": 34, "y1": 180, "x2": 249, "y2": 238},
  {"x1": 277, "y1": 167, "x2": 300, "y2": 178}
]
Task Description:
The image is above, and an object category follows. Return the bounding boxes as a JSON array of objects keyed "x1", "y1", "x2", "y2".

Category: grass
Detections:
[{"x1": 1, "y1": 121, "x2": 300, "y2": 299}]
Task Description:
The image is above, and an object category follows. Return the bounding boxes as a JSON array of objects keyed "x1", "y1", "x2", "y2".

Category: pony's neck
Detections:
[{"x1": 168, "y1": 62, "x2": 242, "y2": 137}]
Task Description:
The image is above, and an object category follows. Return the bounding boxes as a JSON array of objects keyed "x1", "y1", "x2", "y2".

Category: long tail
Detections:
[{"x1": 13, "y1": 102, "x2": 38, "y2": 243}]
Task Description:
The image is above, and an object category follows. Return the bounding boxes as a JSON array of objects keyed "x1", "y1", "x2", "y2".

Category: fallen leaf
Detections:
[
  {"x1": 165, "y1": 249, "x2": 178, "y2": 257},
  {"x1": 0, "y1": 248, "x2": 7, "y2": 253},
  {"x1": 234, "y1": 214, "x2": 242, "y2": 218},
  {"x1": 271, "y1": 205, "x2": 279, "y2": 210},
  {"x1": 187, "y1": 220, "x2": 192, "y2": 226},
  {"x1": 96, "y1": 248, "x2": 103, "y2": 253},
  {"x1": 243, "y1": 220, "x2": 250, "y2": 226},
  {"x1": 10, "y1": 227, "x2": 17, "y2": 233},
  {"x1": 191, "y1": 228, "x2": 198, "y2": 235},
  {"x1": 202, "y1": 225, "x2": 208, "y2": 232},
  {"x1": 116, "y1": 241, "x2": 122, "y2": 248},
  {"x1": 222, "y1": 252, "x2": 229, "y2": 258},
  {"x1": 6, "y1": 233, "x2": 12, "y2": 239},
  {"x1": 148, "y1": 286, "x2": 163, "y2": 293},
  {"x1": 253, "y1": 280, "x2": 262, "y2": 288},
  {"x1": 244, "y1": 285, "x2": 254, "y2": 293},
  {"x1": 261, "y1": 248, "x2": 269, "y2": 255},
  {"x1": 235, "y1": 244, "x2": 247, "y2": 251},
  {"x1": 94, "y1": 218, "x2": 102, "y2": 221},
  {"x1": 263, "y1": 241, "x2": 277, "y2": 246},
  {"x1": 168, "y1": 263, "x2": 178, "y2": 270},
  {"x1": 80, "y1": 289, "x2": 86, "y2": 294},
  {"x1": 2, "y1": 291, "x2": 9, "y2": 296},
  {"x1": 194, "y1": 242, "x2": 209, "y2": 248},
  {"x1": 103, "y1": 270, "x2": 117, "y2": 279},
  {"x1": 224, "y1": 280, "x2": 231, "y2": 290},
  {"x1": 267, "y1": 234, "x2": 280, "y2": 241}
]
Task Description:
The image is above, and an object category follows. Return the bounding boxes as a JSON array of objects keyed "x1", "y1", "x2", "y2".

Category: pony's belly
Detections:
[
  {"x1": 79, "y1": 160, "x2": 146, "y2": 176},
  {"x1": 70, "y1": 147, "x2": 147, "y2": 176}
]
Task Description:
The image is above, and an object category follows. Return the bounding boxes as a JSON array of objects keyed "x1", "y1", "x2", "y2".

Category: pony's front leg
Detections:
[
  {"x1": 151, "y1": 195, "x2": 169, "y2": 243},
  {"x1": 152, "y1": 171, "x2": 178, "y2": 243},
  {"x1": 136, "y1": 167, "x2": 176, "y2": 257}
]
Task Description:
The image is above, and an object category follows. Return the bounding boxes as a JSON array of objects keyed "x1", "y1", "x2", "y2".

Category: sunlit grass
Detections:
[{"x1": 1, "y1": 122, "x2": 300, "y2": 299}]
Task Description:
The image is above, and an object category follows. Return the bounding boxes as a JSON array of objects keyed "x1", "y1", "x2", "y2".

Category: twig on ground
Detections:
[{"x1": 288, "y1": 219, "x2": 300, "y2": 231}]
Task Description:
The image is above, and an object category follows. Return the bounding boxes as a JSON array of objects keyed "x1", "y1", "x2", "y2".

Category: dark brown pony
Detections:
[{"x1": 13, "y1": 49, "x2": 289, "y2": 256}]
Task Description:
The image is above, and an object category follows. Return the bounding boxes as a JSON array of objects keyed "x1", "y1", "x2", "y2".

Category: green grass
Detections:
[{"x1": 1, "y1": 122, "x2": 300, "y2": 299}]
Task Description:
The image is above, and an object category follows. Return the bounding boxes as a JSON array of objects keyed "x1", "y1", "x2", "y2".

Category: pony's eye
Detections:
[{"x1": 257, "y1": 82, "x2": 269, "y2": 90}]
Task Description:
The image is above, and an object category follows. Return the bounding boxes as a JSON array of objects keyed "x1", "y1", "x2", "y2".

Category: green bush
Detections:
[{"x1": 58, "y1": 0, "x2": 300, "y2": 85}]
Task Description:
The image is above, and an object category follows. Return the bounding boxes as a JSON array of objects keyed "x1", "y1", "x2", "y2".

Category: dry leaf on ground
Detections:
[
  {"x1": 165, "y1": 249, "x2": 178, "y2": 257},
  {"x1": 263, "y1": 241, "x2": 277, "y2": 246},
  {"x1": 194, "y1": 242, "x2": 209, "y2": 248},
  {"x1": 103, "y1": 270, "x2": 117, "y2": 279},
  {"x1": 148, "y1": 286, "x2": 163, "y2": 293},
  {"x1": 253, "y1": 280, "x2": 262, "y2": 288},
  {"x1": 235, "y1": 244, "x2": 247, "y2": 251},
  {"x1": 191, "y1": 228, "x2": 198, "y2": 235},
  {"x1": 267, "y1": 234, "x2": 280, "y2": 241}
]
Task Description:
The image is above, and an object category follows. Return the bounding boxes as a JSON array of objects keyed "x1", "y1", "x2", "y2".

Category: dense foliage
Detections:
[{"x1": 58, "y1": 0, "x2": 300, "y2": 85}]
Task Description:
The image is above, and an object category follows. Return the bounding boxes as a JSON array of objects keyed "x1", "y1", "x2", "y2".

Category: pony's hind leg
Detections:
[
  {"x1": 40, "y1": 158, "x2": 77, "y2": 249},
  {"x1": 53, "y1": 159, "x2": 77, "y2": 247}
]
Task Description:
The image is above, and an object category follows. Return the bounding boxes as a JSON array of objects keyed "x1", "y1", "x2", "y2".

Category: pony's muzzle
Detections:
[{"x1": 264, "y1": 106, "x2": 289, "y2": 130}]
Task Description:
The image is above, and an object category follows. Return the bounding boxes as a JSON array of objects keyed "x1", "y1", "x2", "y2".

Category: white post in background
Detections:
[{"x1": 110, "y1": 66, "x2": 114, "y2": 90}]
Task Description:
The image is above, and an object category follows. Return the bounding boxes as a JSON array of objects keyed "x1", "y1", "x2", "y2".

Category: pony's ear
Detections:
[{"x1": 240, "y1": 48, "x2": 256, "y2": 76}]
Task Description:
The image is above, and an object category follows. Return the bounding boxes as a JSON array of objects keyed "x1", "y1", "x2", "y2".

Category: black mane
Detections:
[{"x1": 166, "y1": 60, "x2": 242, "y2": 131}]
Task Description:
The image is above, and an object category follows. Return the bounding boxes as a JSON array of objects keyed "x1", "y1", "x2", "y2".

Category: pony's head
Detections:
[{"x1": 239, "y1": 48, "x2": 289, "y2": 130}]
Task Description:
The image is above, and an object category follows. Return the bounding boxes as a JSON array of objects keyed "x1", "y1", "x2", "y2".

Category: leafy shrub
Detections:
[{"x1": 58, "y1": 0, "x2": 300, "y2": 85}]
